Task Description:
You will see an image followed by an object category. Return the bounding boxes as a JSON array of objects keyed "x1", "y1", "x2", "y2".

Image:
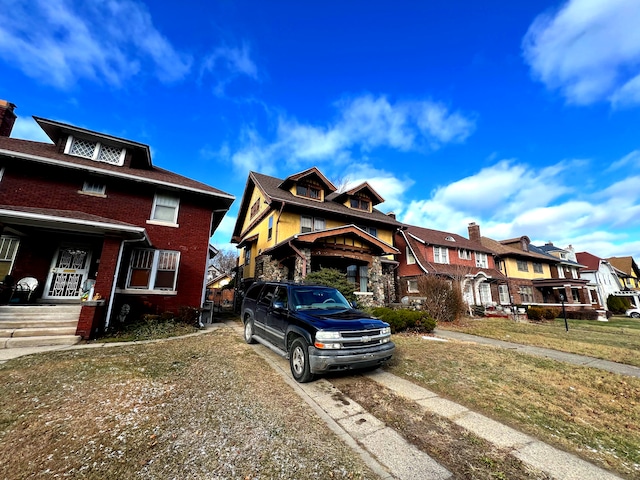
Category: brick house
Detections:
[
  {"x1": 231, "y1": 167, "x2": 400, "y2": 306},
  {"x1": 395, "y1": 223, "x2": 507, "y2": 308},
  {"x1": 0, "y1": 101, "x2": 233, "y2": 338}
]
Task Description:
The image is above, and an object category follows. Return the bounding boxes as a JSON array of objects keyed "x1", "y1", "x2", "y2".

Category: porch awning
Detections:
[
  {"x1": 0, "y1": 205, "x2": 150, "y2": 243},
  {"x1": 532, "y1": 278, "x2": 590, "y2": 288}
]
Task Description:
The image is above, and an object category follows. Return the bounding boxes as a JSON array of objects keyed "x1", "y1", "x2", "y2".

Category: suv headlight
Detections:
[
  {"x1": 381, "y1": 327, "x2": 391, "y2": 335},
  {"x1": 315, "y1": 330, "x2": 342, "y2": 349}
]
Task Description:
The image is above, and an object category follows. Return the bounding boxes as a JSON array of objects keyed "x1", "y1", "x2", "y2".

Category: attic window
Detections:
[
  {"x1": 445, "y1": 236, "x2": 456, "y2": 242},
  {"x1": 350, "y1": 198, "x2": 370, "y2": 211},
  {"x1": 296, "y1": 184, "x2": 321, "y2": 200},
  {"x1": 65, "y1": 135, "x2": 126, "y2": 166}
]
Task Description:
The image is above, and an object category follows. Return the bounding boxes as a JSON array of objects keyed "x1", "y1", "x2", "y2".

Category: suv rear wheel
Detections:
[
  {"x1": 244, "y1": 318, "x2": 256, "y2": 344},
  {"x1": 289, "y1": 337, "x2": 313, "y2": 383}
]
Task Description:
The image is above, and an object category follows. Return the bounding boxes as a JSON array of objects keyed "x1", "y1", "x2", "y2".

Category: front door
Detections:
[{"x1": 43, "y1": 245, "x2": 92, "y2": 299}]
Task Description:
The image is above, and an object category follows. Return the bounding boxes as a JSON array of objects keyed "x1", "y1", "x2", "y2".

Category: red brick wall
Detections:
[{"x1": 0, "y1": 162, "x2": 213, "y2": 313}]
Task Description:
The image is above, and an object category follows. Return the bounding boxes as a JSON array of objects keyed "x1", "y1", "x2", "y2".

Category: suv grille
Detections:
[{"x1": 339, "y1": 328, "x2": 389, "y2": 349}]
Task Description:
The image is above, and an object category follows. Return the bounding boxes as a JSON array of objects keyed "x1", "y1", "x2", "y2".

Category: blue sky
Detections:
[{"x1": 2, "y1": 0, "x2": 640, "y2": 260}]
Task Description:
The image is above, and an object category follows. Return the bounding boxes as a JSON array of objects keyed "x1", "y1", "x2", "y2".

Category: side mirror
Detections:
[
  {"x1": 350, "y1": 301, "x2": 358, "y2": 309},
  {"x1": 272, "y1": 300, "x2": 286, "y2": 310}
]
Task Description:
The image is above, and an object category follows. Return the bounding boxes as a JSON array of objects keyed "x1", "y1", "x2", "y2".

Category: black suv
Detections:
[{"x1": 241, "y1": 282, "x2": 395, "y2": 383}]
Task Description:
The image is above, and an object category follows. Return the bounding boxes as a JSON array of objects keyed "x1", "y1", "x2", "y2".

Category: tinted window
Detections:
[
  {"x1": 258, "y1": 285, "x2": 277, "y2": 306},
  {"x1": 245, "y1": 283, "x2": 263, "y2": 301}
]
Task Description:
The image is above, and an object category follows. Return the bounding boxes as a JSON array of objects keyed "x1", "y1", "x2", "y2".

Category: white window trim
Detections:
[
  {"x1": 407, "y1": 279, "x2": 419, "y2": 293},
  {"x1": 433, "y1": 246, "x2": 449, "y2": 264},
  {"x1": 149, "y1": 192, "x2": 180, "y2": 226},
  {"x1": 458, "y1": 249, "x2": 471, "y2": 260},
  {"x1": 0, "y1": 235, "x2": 20, "y2": 275},
  {"x1": 475, "y1": 252, "x2": 488, "y2": 268},
  {"x1": 64, "y1": 135, "x2": 126, "y2": 166},
  {"x1": 126, "y1": 249, "x2": 180, "y2": 291},
  {"x1": 406, "y1": 247, "x2": 416, "y2": 265}
]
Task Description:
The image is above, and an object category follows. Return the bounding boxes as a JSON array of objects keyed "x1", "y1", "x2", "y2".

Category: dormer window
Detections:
[
  {"x1": 296, "y1": 183, "x2": 321, "y2": 200},
  {"x1": 65, "y1": 135, "x2": 126, "y2": 166},
  {"x1": 445, "y1": 236, "x2": 456, "y2": 242},
  {"x1": 350, "y1": 198, "x2": 370, "y2": 211}
]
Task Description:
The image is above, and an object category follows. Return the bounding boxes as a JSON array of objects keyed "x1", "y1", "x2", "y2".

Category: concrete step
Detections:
[
  {"x1": 9, "y1": 326, "x2": 78, "y2": 337},
  {"x1": 1, "y1": 335, "x2": 83, "y2": 349},
  {"x1": 0, "y1": 319, "x2": 79, "y2": 329}
]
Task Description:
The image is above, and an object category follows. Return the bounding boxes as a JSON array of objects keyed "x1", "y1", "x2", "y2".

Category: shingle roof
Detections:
[
  {"x1": 0, "y1": 135, "x2": 234, "y2": 202},
  {"x1": 607, "y1": 256, "x2": 639, "y2": 276},
  {"x1": 404, "y1": 224, "x2": 494, "y2": 254},
  {"x1": 575, "y1": 252, "x2": 601, "y2": 271},
  {"x1": 479, "y1": 236, "x2": 556, "y2": 261}
]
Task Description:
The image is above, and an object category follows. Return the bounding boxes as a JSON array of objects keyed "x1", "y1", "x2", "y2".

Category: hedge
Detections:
[{"x1": 371, "y1": 307, "x2": 436, "y2": 333}]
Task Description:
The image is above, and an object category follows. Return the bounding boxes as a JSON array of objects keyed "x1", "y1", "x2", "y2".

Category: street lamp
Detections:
[{"x1": 560, "y1": 293, "x2": 568, "y2": 332}]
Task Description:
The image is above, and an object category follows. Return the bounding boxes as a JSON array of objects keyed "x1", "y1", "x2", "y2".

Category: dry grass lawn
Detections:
[
  {"x1": 439, "y1": 316, "x2": 640, "y2": 367},
  {"x1": 386, "y1": 333, "x2": 640, "y2": 478},
  {"x1": 0, "y1": 327, "x2": 376, "y2": 479}
]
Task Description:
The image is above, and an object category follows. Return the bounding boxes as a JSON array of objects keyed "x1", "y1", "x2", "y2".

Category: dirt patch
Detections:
[{"x1": 330, "y1": 375, "x2": 551, "y2": 480}]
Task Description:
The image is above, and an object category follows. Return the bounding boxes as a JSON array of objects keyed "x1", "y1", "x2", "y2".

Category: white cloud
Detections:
[
  {"x1": 201, "y1": 43, "x2": 260, "y2": 96},
  {"x1": 399, "y1": 157, "x2": 640, "y2": 259},
  {"x1": 607, "y1": 150, "x2": 640, "y2": 171},
  {"x1": 0, "y1": 0, "x2": 191, "y2": 88},
  {"x1": 523, "y1": 0, "x2": 640, "y2": 106},
  {"x1": 227, "y1": 94, "x2": 475, "y2": 174}
]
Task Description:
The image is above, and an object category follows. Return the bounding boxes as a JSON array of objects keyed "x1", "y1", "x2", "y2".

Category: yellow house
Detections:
[
  {"x1": 469, "y1": 223, "x2": 590, "y2": 308},
  {"x1": 607, "y1": 256, "x2": 640, "y2": 290},
  {"x1": 231, "y1": 167, "x2": 400, "y2": 305}
]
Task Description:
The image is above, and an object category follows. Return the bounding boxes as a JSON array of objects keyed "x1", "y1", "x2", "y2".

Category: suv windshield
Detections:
[{"x1": 291, "y1": 286, "x2": 351, "y2": 311}]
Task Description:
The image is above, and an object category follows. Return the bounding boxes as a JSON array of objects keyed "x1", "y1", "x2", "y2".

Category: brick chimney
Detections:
[
  {"x1": 0, "y1": 100, "x2": 17, "y2": 137},
  {"x1": 468, "y1": 222, "x2": 481, "y2": 242}
]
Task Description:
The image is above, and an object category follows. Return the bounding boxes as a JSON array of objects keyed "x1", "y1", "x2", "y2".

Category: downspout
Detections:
[
  {"x1": 274, "y1": 202, "x2": 285, "y2": 244},
  {"x1": 104, "y1": 238, "x2": 144, "y2": 329},
  {"x1": 289, "y1": 241, "x2": 307, "y2": 278}
]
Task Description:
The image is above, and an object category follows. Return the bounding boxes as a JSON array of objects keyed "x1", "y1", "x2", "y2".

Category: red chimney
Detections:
[
  {"x1": 0, "y1": 100, "x2": 17, "y2": 137},
  {"x1": 468, "y1": 222, "x2": 481, "y2": 242}
]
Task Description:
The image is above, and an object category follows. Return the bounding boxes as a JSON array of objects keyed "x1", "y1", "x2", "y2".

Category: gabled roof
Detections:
[
  {"x1": 0, "y1": 135, "x2": 234, "y2": 204},
  {"x1": 277, "y1": 166, "x2": 337, "y2": 192},
  {"x1": 403, "y1": 224, "x2": 494, "y2": 254},
  {"x1": 333, "y1": 182, "x2": 385, "y2": 206},
  {"x1": 399, "y1": 229, "x2": 505, "y2": 280},
  {"x1": 575, "y1": 252, "x2": 601, "y2": 271},
  {"x1": 479, "y1": 236, "x2": 557, "y2": 261},
  {"x1": 529, "y1": 244, "x2": 584, "y2": 267},
  {"x1": 607, "y1": 256, "x2": 640, "y2": 277},
  {"x1": 232, "y1": 170, "x2": 400, "y2": 242}
]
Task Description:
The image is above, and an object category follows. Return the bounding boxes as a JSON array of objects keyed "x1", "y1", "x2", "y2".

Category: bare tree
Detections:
[{"x1": 211, "y1": 248, "x2": 238, "y2": 276}]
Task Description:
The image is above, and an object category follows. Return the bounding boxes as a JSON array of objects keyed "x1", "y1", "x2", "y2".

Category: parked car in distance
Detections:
[
  {"x1": 240, "y1": 281, "x2": 395, "y2": 383},
  {"x1": 626, "y1": 308, "x2": 640, "y2": 318}
]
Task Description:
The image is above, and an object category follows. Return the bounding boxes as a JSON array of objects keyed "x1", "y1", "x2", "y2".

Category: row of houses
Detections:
[
  {"x1": 1, "y1": 98, "x2": 636, "y2": 345},
  {"x1": 231, "y1": 165, "x2": 639, "y2": 313}
]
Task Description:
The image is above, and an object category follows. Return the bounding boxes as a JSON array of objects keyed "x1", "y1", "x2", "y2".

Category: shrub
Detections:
[
  {"x1": 304, "y1": 268, "x2": 356, "y2": 303},
  {"x1": 607, "y1": 295, "x2": 631, "y2": 314},
  {"x1": 565, "y1": 309, "x2": 599, "y2": 320},
  {"x1": 371, "y1": 307, "x2": 436, "y2": 333},
  {"x1": 526, "y1": 306, "x2": 544, "y2": 321},
  {"x1": 543, "y1": 307, "x2": 560, "y2": 320},
  {"x1": 402, "y1": 275, "x2": 466, "y2": 322}
]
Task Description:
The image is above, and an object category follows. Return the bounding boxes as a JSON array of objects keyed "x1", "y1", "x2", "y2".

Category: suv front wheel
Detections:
[
  {"x1": 289, "y1": 337, "x2": 313, "y2": 383},
  {"x1": 244, "y1": 318, "x2": 256, "y2": 344}
]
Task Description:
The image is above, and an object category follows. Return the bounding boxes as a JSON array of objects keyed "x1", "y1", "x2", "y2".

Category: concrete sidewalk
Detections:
[{"x1": 434, "y1": 329, "x2": 640, "y2": 378}]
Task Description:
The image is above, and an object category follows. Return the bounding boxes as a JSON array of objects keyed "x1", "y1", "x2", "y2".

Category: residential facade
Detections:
[
  {"x1": 231, "y1": 167, "x2": 400, "y2": 306},
  {"x1": 607, "y1": 256, "x2": 640, "y2": 291},
  {"x1": 575, "y1": 252, "x2": 624, "y2": 309},
  {"x1": 470, "y1": 223, "x2": 591, "y2": 309},
  {"x1": 395, "y1": 223, "x2": 507, "y2": 307},
  {"x1": 0, "y1": 101, "x2": 234, "y2": 337}
]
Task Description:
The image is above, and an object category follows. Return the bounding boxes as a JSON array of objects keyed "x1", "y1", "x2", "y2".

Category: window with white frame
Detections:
[
  {"x1": 82, "y1": 181, "x2": 106, "y2": 195},
  {"x1": 151, "y1": 193, "x2": 180, "y2": 224},
  {"x1": 300, "y1": 215, "x2": 325, "y2": 233},
  {"x1": 407, "y1": 279, "x2": 419, "y2": 293},
  {"x1": 498, "y1": 284, "x2": 510, "y2": 304},
  {"x1": 479, "y1": 283, "x2": 491, "y2": 304},
  {"x1": 475, "y1": 252, "x2": 488, "y2": 268},
  {"x1": 458, "y1": 249, "x2": 472, "y2": 260},
  {"x1": 406, "y1": 247, "x2": 416, "y2": 265},
  {"x1": 433, "y1": 246, "x2": 449, "y2": 264},
  {"x1": 516, "y1": 259, "x2": 529, "y2": 272},
  {"x1": 0, "y1": 236, "x2": 20, "y2": 280},
  {"x1": 127, "y1": 249, "x2": 180, "y2": 291},
  {"x1": 346, "y1": 265, "x2": 369, "y2": 292},
  {"x1": 65, "y1": 136, "x2": 126, "y2": 166}
]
